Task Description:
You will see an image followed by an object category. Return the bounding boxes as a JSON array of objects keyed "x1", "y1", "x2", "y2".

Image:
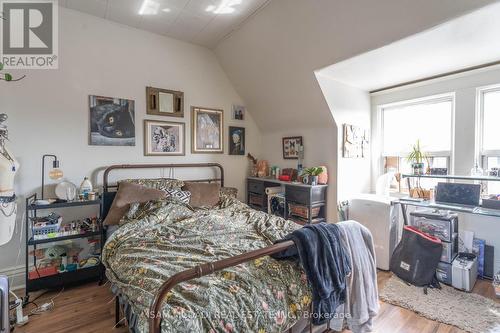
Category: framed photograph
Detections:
[
  {"x1": 144, "y1": 120, "x2": 185, "y2": 156},
  {"x1": 229, "y1": 126, "x2": 245, "y2": 155},
  {"x1": 342, "y1": 124, "x2": 369, "y2": 158},
  {"x1": 282, "y1": 136, "x2": 303, "y2": 159},
  {"x1": 232, "y1": 104, "x2": 245, "y2": 120},
  {"x1": 89, "y1": 95, "x2": 135, "y2": 146},
  {"x1": 191, "y1": 107, "x2": 223, "y2": 154}
]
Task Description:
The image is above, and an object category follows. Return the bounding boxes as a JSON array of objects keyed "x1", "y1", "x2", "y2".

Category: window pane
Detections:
[
  {"x1": 483, "y1": 90, "x2": 500, "y2": 151},
  {"x1": 485, "y1": 156, "x2": 500, "y2": 195},
  {"x1": 382, "y1": 99, "x2": 452, "y2": 154},
  {"x1": 429, "y1": 157, "x2": 448, "y2": 169}
]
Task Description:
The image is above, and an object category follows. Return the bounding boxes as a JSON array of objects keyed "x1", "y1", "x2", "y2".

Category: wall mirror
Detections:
[{"x1": 146, "y1": 86, "x2": 184, "y2": 117}]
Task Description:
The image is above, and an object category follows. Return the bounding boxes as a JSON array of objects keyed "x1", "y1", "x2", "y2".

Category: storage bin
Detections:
[
  {"x1": 249, "y1": 193, "x2": 263, "y2": 206},
  {"x1": 441, "y1": 233, "x2": 458, "y2": 263},
  {"x1": 288, "y1": 203, "x2": 320, "y2": 219},
  {"x1": 436, "y1": 261, "x2": 452, "y2": 285},
  {"x1": 410, "y1": 210, "x2": 458, "y2": 242}
]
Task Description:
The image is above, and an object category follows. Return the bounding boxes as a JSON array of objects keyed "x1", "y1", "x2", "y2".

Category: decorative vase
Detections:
[
  {"x1": 256, "y1": 160, "x2": 269, "y2": 178},
  {"x1": 309, "y1": 176, "x2": 318, "y2": 186},
  {"x1": 411, "y1": 163, "x2": 424, "y2": 175},
  {"x1": 317, "y1": 166, "x2": 328, "y2": 184}
]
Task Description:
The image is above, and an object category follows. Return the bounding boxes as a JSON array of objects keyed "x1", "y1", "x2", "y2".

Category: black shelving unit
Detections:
[{"x1": 24, "y1": 194, "x2": 104, "y2": 305}]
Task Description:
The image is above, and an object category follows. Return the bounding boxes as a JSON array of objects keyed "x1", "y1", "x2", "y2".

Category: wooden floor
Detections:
[{"x1": 12, "y1": 271, "x2": 498, "y2": 333}]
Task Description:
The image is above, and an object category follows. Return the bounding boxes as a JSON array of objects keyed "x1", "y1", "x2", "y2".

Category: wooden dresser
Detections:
[{"x1": 247, "y1": 177, "x2": 328, "y2": 224}]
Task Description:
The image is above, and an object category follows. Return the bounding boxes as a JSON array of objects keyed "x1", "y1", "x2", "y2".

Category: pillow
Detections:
[
  {"x1": 182, "y1": 182, "x2": 221, "y2": 208},
  {"x1": 103, "y1": 182, "x2": 166, "y2": 226},
  {"x1": 124, "y1": 178, "x2": 184, "y2": 191},
  {"x1": 121, "y1": 189, "x2": 192, "y2": 225},
  {"x1": 165, "y1": 188, "x2": 191, "y2": 204},
  {"x1": 220, "y1": 187, "x2": 238, "y2": 199}
]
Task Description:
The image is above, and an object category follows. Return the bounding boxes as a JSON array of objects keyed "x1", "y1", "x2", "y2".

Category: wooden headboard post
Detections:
[{"x1": 102, "y1": 163, "x2": 224, "y2": 192}]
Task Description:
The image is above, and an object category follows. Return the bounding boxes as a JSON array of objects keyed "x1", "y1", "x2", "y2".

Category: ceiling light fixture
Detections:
[
  {"x1": 139, "y1": 0, "x2": 160, "y2": 15},
  {"x1": 205, "y1": 0, "x2": 242, "y2": 14},
  {"x1": 162, "y1": 8, "x2": 171, "y2": 13}
]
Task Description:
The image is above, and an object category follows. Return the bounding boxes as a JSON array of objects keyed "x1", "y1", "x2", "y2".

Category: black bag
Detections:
[{"x1": 390, "y1": 226, "x2": 443, "y2": 288}]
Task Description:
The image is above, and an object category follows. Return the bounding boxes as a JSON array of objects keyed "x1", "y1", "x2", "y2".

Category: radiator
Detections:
[{"x1": 0, "y1": 275, "x2": 9, "y2": 333}]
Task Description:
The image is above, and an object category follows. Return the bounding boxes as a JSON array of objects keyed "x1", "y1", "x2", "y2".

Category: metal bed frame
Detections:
[{"x1": 101, "y1": 163, "x2": 332, "y2": 333}]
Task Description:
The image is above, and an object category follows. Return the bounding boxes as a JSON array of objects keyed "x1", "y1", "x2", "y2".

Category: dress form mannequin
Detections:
[{"x1": 0, "y1": 114, "x2": 19, "y2": 246}]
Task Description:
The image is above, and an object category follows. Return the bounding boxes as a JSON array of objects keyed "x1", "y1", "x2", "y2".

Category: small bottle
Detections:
[{"x1": 79, "y1": 177, "x2": 93, "y2": 199}]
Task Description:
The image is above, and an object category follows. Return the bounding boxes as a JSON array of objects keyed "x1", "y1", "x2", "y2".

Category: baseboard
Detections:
[{"x1": 0, "y1": 265, "x2": 25, "y2": 291}]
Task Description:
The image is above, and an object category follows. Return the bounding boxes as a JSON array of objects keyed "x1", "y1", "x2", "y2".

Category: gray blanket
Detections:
[{"x1": 331, "y1": 220, "x2": 379, "y2": 333}]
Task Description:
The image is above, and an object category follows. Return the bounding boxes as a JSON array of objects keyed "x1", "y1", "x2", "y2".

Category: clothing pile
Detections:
[{"x1": 272, "y1": 221, "x2": 379, "y2": 333}]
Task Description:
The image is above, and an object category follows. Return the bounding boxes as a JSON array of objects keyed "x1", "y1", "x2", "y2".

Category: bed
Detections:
[{"x1": 100, "y1": 163, "x2": 326, "y2": 333}]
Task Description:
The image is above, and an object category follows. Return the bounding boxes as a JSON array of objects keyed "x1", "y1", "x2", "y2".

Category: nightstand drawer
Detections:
[
  {"x1": 247, "y1": 179, "x2": 264, "y2": 194},
  {"x1": 285, "y1": 186, "x2": 310, "y2": 205}
]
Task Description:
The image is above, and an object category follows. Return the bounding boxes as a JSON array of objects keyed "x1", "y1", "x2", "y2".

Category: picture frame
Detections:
[
  {"x1": 282, "y1": 136, "x2": 303, "y2": 159},
  {"x1": 89, "y1": 95, "x2": 135, "y2": 146},
  {"x1": 146, "y1": 86, "x2": 184, "y2": 118},
  {"x1": 229, "y1": 126, "x2": 245, "y2": 155},
  {"x1": 342, "y1": 124, "x2": 369, "y2": 158},
  {"x1": 144, "y1": 120, "x2": 185, "y2": 156},
  {"x1": 191, "y1": 106, "x2": 224, "y2": 154},
  {"x1": 232, "y1": 104, "x2": 245, "y2": 120}
]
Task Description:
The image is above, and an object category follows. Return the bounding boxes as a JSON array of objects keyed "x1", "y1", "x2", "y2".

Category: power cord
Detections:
[{"x1": 29, "y1": 288, "x2": 64, "y2": 316}]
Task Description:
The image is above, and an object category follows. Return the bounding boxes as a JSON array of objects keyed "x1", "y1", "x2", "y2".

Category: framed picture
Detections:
[
  {"x1": 89, "y1": 95, "x2": 135, "y2": 146},
  {"x1": 282, "y1": 136, "x2": 303, "y2": 159},
  {"x1": 144, "y1": 120, "x2": 185, "y2": 156},
  {"x1": 229, "y1": 126, "x2": 245, "y2": 155},
  {"x1": 191, "y1": 107, "x2": 223, "y2": 154},
  {"x1": 232, "y1": 104, "x2": 245, "y2": 120},
  {"x1": 342, "y1": 124, "x2": 369, "y2": 158}
]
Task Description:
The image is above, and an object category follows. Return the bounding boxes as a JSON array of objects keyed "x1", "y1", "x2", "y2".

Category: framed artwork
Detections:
[
  {"x1": 232, "y1": 104, "x2": 245, "y2": 120},
  {"x1": 191, "y1": 107, "x2": 223, "y2": 154},
  {"x1": 342, "y1": 124, "x2": 369, "y2": 158},
  {"x1": 144, "y1": 120, "x2": 185, "y2": 156},
  {"x1": 282, "y1": 136, "x2": 303, "y2": 159},
  {"x1": 146, "y1": 86, "x2": 184, "y2": 118},
  {"x1": 89, "y1": 95, "x2": 135, "y2": 146},
  {"x1": 229, "y1": 126, "x2": 245, "y2": 155}
]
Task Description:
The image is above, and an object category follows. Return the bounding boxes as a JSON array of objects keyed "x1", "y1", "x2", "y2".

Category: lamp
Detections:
[{"x1": 41, "y1": 154, "x2": 63, "y2": 199}]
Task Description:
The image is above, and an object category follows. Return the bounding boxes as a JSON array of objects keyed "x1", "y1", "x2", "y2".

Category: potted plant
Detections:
[
  {"x1": 301, "y1": 167, "x2": 323, "y2": 186},
  {"x1": 407, "y1": 140, "x2": 428, "y2": 175},
  {"x1": 0, "y1": 62, "x2": 25, "y2": 82}
]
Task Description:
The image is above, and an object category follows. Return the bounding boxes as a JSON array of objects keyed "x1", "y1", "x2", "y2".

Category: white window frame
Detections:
[
  {"x1": 376, "y1": 93, "x2": 456, "y2": 184},
  {"x1": 476, "y1": 84, "x2": 500, "y2": 169}
]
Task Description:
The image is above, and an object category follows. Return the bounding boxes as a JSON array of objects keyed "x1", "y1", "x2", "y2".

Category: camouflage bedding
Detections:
[{"x1": 102, "y1": 196, "x2": 311, "y2": 333}]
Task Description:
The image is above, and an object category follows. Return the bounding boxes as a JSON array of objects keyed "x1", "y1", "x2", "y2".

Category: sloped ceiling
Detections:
[{"x1": 214, "y1": 0, "x2": 498, "y2": 132}]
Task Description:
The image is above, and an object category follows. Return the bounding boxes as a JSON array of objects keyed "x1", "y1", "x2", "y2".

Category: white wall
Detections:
[
  {"x1": 315, "y1": 76, "x2": 371, "y2": 202},
  {"x1": 0, "y1": 8, "x2": 262, "y2": 288},
  {"x1": 371, "y1": 66, "x2": 500, "y2": 273}
]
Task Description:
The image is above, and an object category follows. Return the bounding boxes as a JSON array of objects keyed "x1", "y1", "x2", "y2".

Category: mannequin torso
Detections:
[
  {"x1": 0, "y1": 135, "x2": 19, "y2": 246},
  {"x1": 0, "y1": 146, "x2": 19, "y2": 195}
]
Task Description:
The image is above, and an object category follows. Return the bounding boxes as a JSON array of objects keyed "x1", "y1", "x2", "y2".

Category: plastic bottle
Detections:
[{"x1": 79, "y1": 177, "x2": 93, "y2": 199}]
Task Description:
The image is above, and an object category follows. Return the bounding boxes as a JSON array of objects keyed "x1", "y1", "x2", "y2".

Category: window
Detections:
[
  {"x1": 478, "y1": 86, "x2": 500, "y2": 194},
  {"x1": 379, "y1": 94, "x2": 454, "y2": 191}
]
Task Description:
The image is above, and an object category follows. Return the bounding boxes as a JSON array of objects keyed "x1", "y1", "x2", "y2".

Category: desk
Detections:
[
  {"x1": 246, "y1": 177, "x2": 328, "y2": 224},
  {"x1": 396, "y1": 198, "x2": 500, "y2": 225}
]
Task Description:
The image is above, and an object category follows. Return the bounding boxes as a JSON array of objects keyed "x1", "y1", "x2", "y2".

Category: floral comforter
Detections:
[{"x1": 102, "y1": 196, "x2": 311, "y2": 333}]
